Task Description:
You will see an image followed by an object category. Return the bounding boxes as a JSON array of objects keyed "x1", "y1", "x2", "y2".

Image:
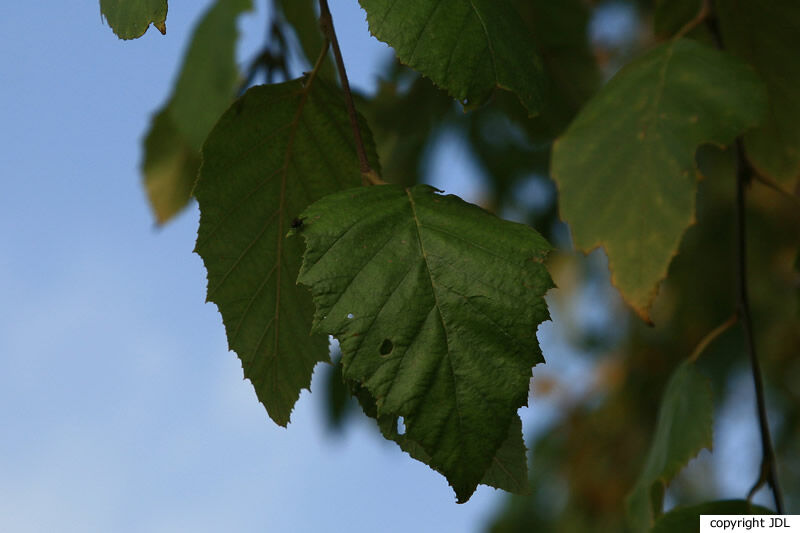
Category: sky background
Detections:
[
  {"x1": 0, "y1": 1, "x2": 768, "y2": 532},
  {"x1": 0, "y1": 2, "x2": 515, "y2": 531}
]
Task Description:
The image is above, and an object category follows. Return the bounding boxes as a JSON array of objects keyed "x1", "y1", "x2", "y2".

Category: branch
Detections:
[
  {"x1": 318, "y1": 0, "x2": 385, "y2": 186},
  {"x1": 705, "y1": 13, "x2": 785, "y2": 514},
  {"x1": 688, "y1": 314, "x2": 738, "y2": 364}
]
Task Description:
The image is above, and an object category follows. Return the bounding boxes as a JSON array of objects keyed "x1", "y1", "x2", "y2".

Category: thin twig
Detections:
[
  {"x1": 306, "y1": 38, "x2": 331, "y2": 89},
  {"x1": 238, "y1": 20, "x2": 290, "y2": 96},
  {"x1": 705, "y1": 13, "x2": 786, "y2": 513},
  {"x1": 318, "y1": 0, "x2": 385, "y2": 186},
  {"x1": 674, "y1": 0, "x2": 711, "y2": 40},
  {"x1": 688, "y1": 314, "x2": 738, "y2": 363},
  {"x1": 734, "y1": 139, "x2": 785, "y2": 514},
  {"x1": 753, "y1": 171, "x2": 800, "y2": 207}
]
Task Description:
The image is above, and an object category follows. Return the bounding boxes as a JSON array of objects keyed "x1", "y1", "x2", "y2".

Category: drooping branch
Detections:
[{"x1": 318, "y1": 0, "x2": 384, "y2": 186}]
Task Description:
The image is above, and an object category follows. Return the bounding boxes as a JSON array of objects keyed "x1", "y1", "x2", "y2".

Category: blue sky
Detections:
[{"x1": 0, "y1": 2, "x2": 519, "y2": 531}]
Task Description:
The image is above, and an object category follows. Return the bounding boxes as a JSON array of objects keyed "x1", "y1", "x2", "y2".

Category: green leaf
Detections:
[
  {"x1": 297, "y1": 184, "x2": 552, "y2": 501},
  {"x1": 194, "y1": 76, "x2": 377, "y2": 426},
  {"x1": 551, "y1": 39, "x2": 766, "y2": 321},
  {"x1": 479, "y1": 414, "x2": 529, "y2": 495},
  {"x1": 142, "y1": 0, "x2": 253, "y2": 224},
  {"x1": 625, "y1": 360, "x2": 713, "y2": 532},
  {"x1": 169, "y1": 0, "x2": 251, "y2": 150},
  {"x1": 358, "y1": 0, "x2": 546, "y2": 115},
  {"x1": 652, "y1": 500, "x2": 773, "y2": 533},
  {"x1": 100, "y1": 0, "x2": 167, "y2": 39},
  {"x1": 717, "y1": 0, "x2": 800, "y2": 188},
  {"x1": 353, "y1": 383, "x2": 529, "y2": 494}
]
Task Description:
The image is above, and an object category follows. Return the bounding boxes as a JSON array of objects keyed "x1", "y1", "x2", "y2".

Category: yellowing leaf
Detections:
[
  {"x1": 552, "y1": 39, "x2": 766, "y2": 321},
  {"x1": 142, "y1": 109, "x2": 200, "y2": 223},
  {"x1": 142, "y1": 0, "x2": 252, "y2": 224}
]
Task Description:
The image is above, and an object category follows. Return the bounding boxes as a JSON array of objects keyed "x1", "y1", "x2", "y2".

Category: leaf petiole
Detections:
[
  {"x1": 688, "y1": 314, "x2": 738, "y2": 363},
  {"x1": 317, "y1": 0, "x2": 385, "y2": 185}
]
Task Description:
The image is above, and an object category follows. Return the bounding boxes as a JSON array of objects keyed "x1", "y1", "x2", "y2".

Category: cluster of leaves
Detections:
[{"x1": 102, "y1": 0, "x2": 799, "y2": 526}]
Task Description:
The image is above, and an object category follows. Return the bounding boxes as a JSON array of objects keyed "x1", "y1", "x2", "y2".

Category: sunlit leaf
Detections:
[
  {"x1": 358, "y1": 0, "x2": 545, "y2": 114},
  {"x1": 142, "y1": 0, "x2": 253, "y2": 224},
  {"x1": 718, "y1": 0, "x2": 800, "y2": 188},
  {"x1": 625, "y1": 360, "x2": 713, "y2": 532},
  {"x1": 195, "y1": 77, "x2": 377, "y2": 426},
  {"x1": 552, "y1": 39, "x2": 766, "y2": 321},
  {"x1": 297, "y1": 184, "x2": 552, "y2": 501},
  {"x1": 100, "y1": 0, "x2": 167, "y2": 39},
  {"x1": 652, "y1": 500, "x2": 773, "y2": 533}
]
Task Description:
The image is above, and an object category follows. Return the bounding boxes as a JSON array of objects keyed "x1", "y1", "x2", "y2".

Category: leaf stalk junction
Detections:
[{"x1": 318, "y1": 0, "x2": 385, "y2": 186}]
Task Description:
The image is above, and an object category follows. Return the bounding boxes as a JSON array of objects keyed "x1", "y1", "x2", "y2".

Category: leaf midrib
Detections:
[{"x1": 405, "y1": 188, "x2": 466, "y2": 454}]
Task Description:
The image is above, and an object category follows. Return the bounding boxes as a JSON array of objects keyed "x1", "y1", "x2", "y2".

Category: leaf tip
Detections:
[
  {"x1": 603, "y1": 259, "x2": 660, "y2": 326},
  {"x1": 453, "y1": 484, "x2": 477, "y2": 505}
]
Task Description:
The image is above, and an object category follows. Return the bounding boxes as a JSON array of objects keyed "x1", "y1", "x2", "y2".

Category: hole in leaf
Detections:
[
  {"x1": 379, "y1": 338, "x2": 393, "y2": 356},
  {"x1": 346, "y1": 313, "x2": 354, "y2": 319},
  {"x1": 397, "y1": 416, "x2": 406, "y2": 435}
]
